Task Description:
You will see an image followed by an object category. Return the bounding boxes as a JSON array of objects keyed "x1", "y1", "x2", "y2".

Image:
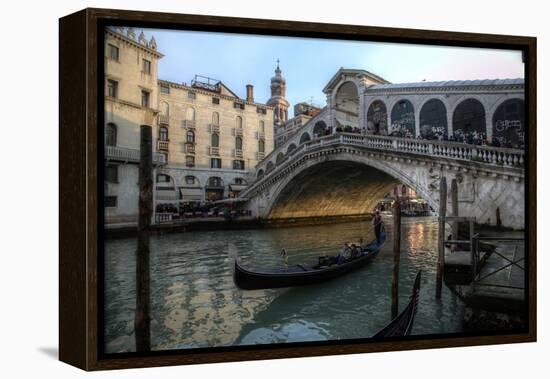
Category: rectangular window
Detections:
[
  {"x1": 105, "y1": 165, "x2": 118, "y2": 183},
  {"x1": 234, "y1": 178, "x2": 244, "y2": 185},
  {"x1": 160, "y1": 84, "x2": 170, "y2": 94},
  {"x1": 105, "y1": 196, "x2": 117, "y2": 208},
  {"x1": 233, "y1": 102, "x2": 245, "y2": 110},
  {"x1": 212, "y1": 97, "x2": 220, "y2": 104},
  {"x1": 233, "y1": 160, "x2": 245, "y2": 170},
  {"x1": 211, "y1": 158, "x2": 222, "y2": 169},
  {"x1": 185, "y1": 176, "x2": 195, "y2": 185},
  {"x1": 141, "y1": 90, "x2": 150, "y2": 108},
  {"x1": 186, "y1": 156, "x2": 195, "y2": 167},
  {"x1": 187, "y1": 92, "x2": 196, "y2": 100},
  {"x1": 107, "y1": 79, "x2": 118, "y2": 98},
  {"x1": 107, "y1": 44, "x2": 119, "y2": 61},
  {"x1": 256, "y1": 107, "x2": 267, "y2": 114},
  {"x1": 142, "y1": 59, "x2": 151, "y2": 74}
]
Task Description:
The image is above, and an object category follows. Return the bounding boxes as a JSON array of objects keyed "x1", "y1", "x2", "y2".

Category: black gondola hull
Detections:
[
  {"x1": 234, "y1": 230, "x2": 386, "y2": 290},
  {"x1": 234, "y1": 249, "x2": 380, "y2": 290}
]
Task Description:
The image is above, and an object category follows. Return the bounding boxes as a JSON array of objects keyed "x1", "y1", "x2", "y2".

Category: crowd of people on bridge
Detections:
[{"x1": 312, "y1": 125, "x2": 523, "y2": 150}]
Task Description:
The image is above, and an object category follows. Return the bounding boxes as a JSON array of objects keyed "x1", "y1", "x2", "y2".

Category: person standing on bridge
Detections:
[{"x1": 373, "y1": 209, "x2": 384, "y2": 244}]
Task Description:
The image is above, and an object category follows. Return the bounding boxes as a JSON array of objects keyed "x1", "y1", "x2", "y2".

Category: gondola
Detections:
[
  {"x1": 373, "y1": 271, "x2": 422, "y2": 338},
  {"x1": 234, "y1": 228, "x2": 386, "y2": 290}
]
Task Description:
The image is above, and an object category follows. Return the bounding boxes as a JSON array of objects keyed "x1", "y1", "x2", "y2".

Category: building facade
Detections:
[
  {"x1": 103, "y1": 27, "x2": 275, "y2": 224},
  {"x1": 156, "y1": 77, "x2": 274, "y2": 206}
]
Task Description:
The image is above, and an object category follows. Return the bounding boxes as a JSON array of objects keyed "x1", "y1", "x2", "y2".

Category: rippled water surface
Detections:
[{"x1": 104, "y1": 218, "x2": 463, "y2": 353}]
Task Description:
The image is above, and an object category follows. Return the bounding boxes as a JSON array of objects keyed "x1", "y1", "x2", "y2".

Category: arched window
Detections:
[
  {"x1": 492, "y1": 99, "x2": 525, "y2": 148},
  {"x1": 186, "y1": 130, "x2": 195, "y2": 143},
  {"x1": 185, "y1": 107, "x2": 195, "y2": 121},
  {"x1": 367, "y1": 101, "x2": 388, "y2": 135},
  {"x1": 390, "y1": 100, "x2": 415, "y2": 137},
  {"x1": 106, "y1": 123, "x2": 117, "y2": 146},
  {"x1": 236, "y1": 116, "x2": 243, "y2": 129},
  {"x1": 257, "y1": 169, "x2": 265, "y2": 179},
  {"x1": 211, "y1": 133, "x2": 219, "y2": 147},
  {"x1": 453, "y1": 99, "x2": 486, "y2": 143},
  {"x1": 313, "y1": 121, "x2": 327, "y2": 137},
  {"x1": 420, "y1": 99, "x2": 447, "y2": 139},
  {"x1": 236, "y1": 136, "x2": 243, "y2": 150},
  {"x1": 259, "y1": 120, "x2": 265, "y2": 132},
  {"x1": 276, "y1": 152, "x2": 285, "y2": 163},
  {"x1": 159, "y1": 126, "x2": 168, "y2": 141},
  {"x1": 266, "y1": 161, "x2": 274, "y2": 172},
  {"x1": 299, "y1": 132, "x2": 311, "y2": 144},
  {"x1": 287, "y1": 143, "x2": 297, "y2": 154},
  {"x1": 212, "y1": 112, "x2": 220, "y2": 126},
  {"x1": 258, "y1": 139, "x2": 265, "y2": 153},
  {"x1": 207, "y1": 177, "x2": 223, "y2": 187}
]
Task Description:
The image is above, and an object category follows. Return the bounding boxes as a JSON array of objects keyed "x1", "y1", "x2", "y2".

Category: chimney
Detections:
[{"x1": 246, "y1": 84, "x2": 254, "y2": 102}]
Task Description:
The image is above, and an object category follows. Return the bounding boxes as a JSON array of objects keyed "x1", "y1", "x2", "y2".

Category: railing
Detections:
[
  {"x1": 158, "y1": 114, "x2": 169, "y2": 125},
  {"x1": 246, "y1": 132, "x2": 525, "y2": 199},
  {"x1": 183, "y1": 120, "x2": 196, "y2": 129},
  {"x1": 105, "y1": 145, "x2": 166, "y2": 165},
  {"x1": 235, "y1": 128, "x2": 243, "y2": 137},
  {"x1": 209, "y1": 146, "x2": 220, "y2": 156},
  {"x1": 258, "y1": 133, "x2": 525, "y2": 172},
  {"x1": 471, "y1": 236, "x2": 525, "y2": 289},
  {"x1": 234, "y1": 149, "x2": 243, "y2": 158},
  {"x1": 257, "y1": 131, "x2": 265, "y2": 140},
  {"x1": 257, "y1": 151, "x2": 265, "y2": 160},
  {"x1": 209, "y1": 124, "x2": 220, "y2": 133},
  {"x1": 157, "y1": 140, "x2": 169, "y2": 151}
]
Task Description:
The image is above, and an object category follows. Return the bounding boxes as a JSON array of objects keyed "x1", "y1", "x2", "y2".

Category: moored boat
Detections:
[
  {"x1": 234, "y1": 228, "x2": 386, "y2": 290},
  {"x1": 373, "y1": 270, "x2": 422, "y2": 338}
]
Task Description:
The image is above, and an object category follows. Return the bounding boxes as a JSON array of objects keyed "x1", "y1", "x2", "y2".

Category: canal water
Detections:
[{"x1": 104, "y1": 217, "x2": 463, "y2": 353}]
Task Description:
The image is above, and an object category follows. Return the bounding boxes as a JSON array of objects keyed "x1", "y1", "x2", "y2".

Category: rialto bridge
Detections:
[{"x1": 240, "y1": 68, "x2": 526, "y2": 230}]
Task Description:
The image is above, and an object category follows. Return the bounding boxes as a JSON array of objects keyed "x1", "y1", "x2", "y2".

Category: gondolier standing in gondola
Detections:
[
  {"x1": 373, "y1": 209, "x2": 384, "y2": 244},
  {"x1": 281, "y1": 248, "x2": 289, "y2": 270}
]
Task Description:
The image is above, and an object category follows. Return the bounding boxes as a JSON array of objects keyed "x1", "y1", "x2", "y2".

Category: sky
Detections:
[{"x1": 137, "y1": 27, "x2": 524, "y2": 117}]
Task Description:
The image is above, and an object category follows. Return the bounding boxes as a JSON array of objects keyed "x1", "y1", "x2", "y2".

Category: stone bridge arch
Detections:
[{"x1": 251, "y1": 151, "x2": 437, "y2": 220}]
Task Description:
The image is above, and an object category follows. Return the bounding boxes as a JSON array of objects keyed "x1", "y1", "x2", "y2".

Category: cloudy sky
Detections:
[{"x1": 137, "y1": 27, "x2": 524, "y2": 117}]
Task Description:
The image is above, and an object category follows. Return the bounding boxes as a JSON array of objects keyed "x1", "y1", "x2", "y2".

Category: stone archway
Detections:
[{"x1": 334, "y1": 81, "x2": 359, "y2": 130}]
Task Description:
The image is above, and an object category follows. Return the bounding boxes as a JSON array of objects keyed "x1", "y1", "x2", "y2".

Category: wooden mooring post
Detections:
[
  {"x1": 436, "y1": 176, "x2": 447, "y2": 299},
  {"x1": 135, "y1": 125, "x2": 153, "y2": 352},
  {"x1": 451, "y1": 178, "x2": 458, "y2": 251},
  {"x1": 392, "y1": 200, "x2": 401, "y2": 319}
]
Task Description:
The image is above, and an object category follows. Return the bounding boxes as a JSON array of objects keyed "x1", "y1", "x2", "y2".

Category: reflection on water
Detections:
[{"x1": 104, "y1": 217, "x2": 463, "y2": 353}]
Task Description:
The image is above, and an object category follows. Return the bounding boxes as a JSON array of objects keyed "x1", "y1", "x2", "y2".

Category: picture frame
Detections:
[{"x1": 59, "y1": 7, "x2": 536, "y2": 371}]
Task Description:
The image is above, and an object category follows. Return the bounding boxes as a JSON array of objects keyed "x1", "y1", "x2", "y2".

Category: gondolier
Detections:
[{"x1": 373, "y1": 209, "x2": 384, "y2": 244}]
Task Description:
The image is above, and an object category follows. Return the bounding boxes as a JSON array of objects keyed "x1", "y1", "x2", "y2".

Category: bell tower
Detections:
[{"x1": 267, "y1": 59, "x2": 290, "y2": 128}]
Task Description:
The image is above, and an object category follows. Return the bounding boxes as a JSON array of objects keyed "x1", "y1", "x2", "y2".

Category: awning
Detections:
[
  {"x1": 213, "y1": 198, "x2": 249, "y2": 204},
  {"x1": 179, "y1": 187, "x2": 203, "y2": 201},
  {"x1": 229, "y1": 184, "x2": 247, "y2": 192}
]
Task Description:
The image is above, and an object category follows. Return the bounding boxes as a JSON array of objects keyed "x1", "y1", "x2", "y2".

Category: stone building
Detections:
[
  {"x1": 266, "y1": 60, "x2": 290, "y2": 128},
  {"x1": 156, "y1": 76, "x2": 274, "y2": 205},
  {"x1": 274, "y1": 102, "x2": 322, "y2": 147},
  {"x1": 103, "y1": 27, "x2": 166, "y2": 224},
  {"x1": 103, "y1": 27, "x2": 275, "y2": 224}
]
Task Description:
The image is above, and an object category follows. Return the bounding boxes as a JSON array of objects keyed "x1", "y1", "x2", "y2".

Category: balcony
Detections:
[
  {"x1": 157, "y1": 140, "x2": 169, "y2": 152},
  {"x1": 234, "y1": 149, "x2": 243, "y2": 158},
  {"x1": 257, "y1": 131, "x2": 265, "y2": 140},
  {"x1": 209, "y1": 123, "x2": 220, "y2": 133},
  {"x1": 235, "y1": 128, "x2": 243, "y2": 137},
  {"x1": 209, "y1": 146, "x2": 220, "y2": 156},
  {"x1": 257, "y1": 151, "x2": 265, "y2": 160},
  {"x1": 105, "y1": 145, "x2": 166, "y2": 165},
  {"x1": 158, "y1": 114, "x2": 169, "y2": 125},
  {"x1": 182, "y1": 120, "x2": 196, "y2": 130},
  {"x1": 185, "y1": 143, "x2": 195, "y2": 154}
]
